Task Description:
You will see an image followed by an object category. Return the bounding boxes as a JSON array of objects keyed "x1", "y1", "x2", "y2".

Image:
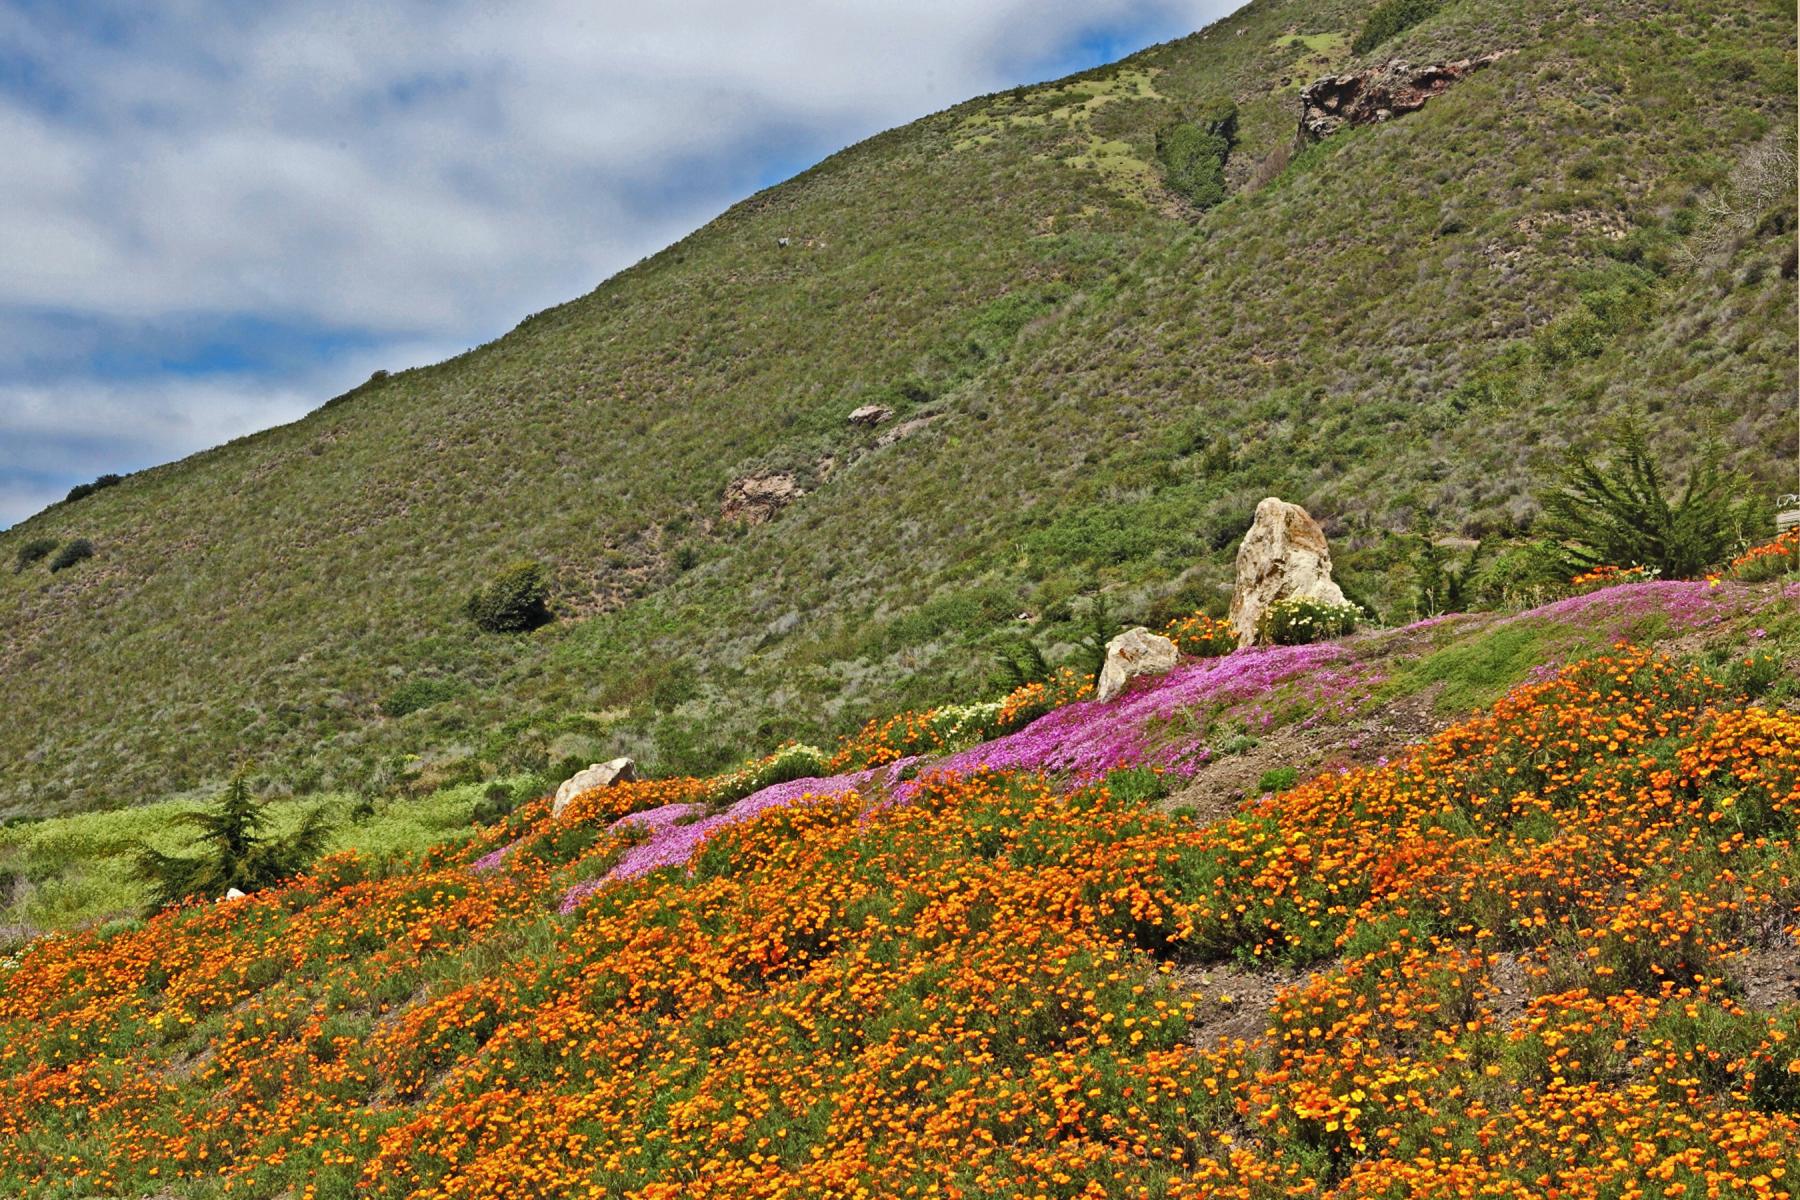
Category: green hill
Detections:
[{"x1": 1, "y1": 0, "x2": 1794, "y2": 818}]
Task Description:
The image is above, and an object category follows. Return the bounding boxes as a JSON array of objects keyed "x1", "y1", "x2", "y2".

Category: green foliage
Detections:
[
  {"x1": 47, "y1": 538, "x2": 93, "y2": 573},
  {"x1": 707, "y1": 743, "x2": 831, "y2": 805},
  {"x1": 992, "y1": 634, "x2": 1051, "y2": 693},
  {"x1": 1537, "y1": 417, "x2": 1760, "y2": 579},
  {"x1": 1155, "y1": 99, "x2": 1237, "y2": 209},
  {"x1": 1413, "y1": 536, "x2": 1488, "y2": 617},
  {"x1": 1074, "y1": 592, "x2": 1120, "y2": 689},
  {"x1": 131, "y1": 770, "x2": 332, "y2": 910},
  {"x1": 465, "y1": 560, "x2": 552, "y2": 633},
  {"x1": 383, "y1": 677, "x2": 465, "y2": 718},
  {"x1": 1259, "y1": 596, "x2": 1362, "y2": 645},
  {"x1": 1102, "y1": 765, "x2": 1172, "y2": 805},
  {"x1": 62, "y1": 473, "x2": 123, "y2": 505},
  {"x1": 12, "y1": 538, "x2": 56, "y2": 573},
  {"x1": 471, "y1": 781, "x2": 522, "y2": 826},
  {"x1": 1257, "y1": 766, "x2": 1300, "y2": 794},
  {"x1": 1351, "y1": 0, "x2": 1441, "y2": 55}
]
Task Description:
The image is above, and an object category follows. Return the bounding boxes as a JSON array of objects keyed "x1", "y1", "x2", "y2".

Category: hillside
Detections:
[
  {"x1": 2, "y1": 578, "x2": 1796, "y2": 1198},
  {"x1": 1, "y1": 0, "x2": 1795, "y2": 818}
]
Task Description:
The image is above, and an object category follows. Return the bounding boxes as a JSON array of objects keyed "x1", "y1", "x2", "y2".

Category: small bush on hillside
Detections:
[
  {"x1": 471, "y1": 781, "x2": 521, "y2": 826},
  {"x1": 1260, "y1": 596, "x2": 1362, "y2": 645},
  {"x1": 63, "y1": 474, "x2": 123, "y2": 505},
  {"x1": 708, "y1": 742, "x2": 829, "y2": 805},
  {"x1": 1258, "y1": 766, "x2": 1300, "y2": 794},
  {"x1": 48, "y1": 538, "x2": 94, "y2": 572},
  {"x1": 465, "y1": 560, "x2": 552, "y2": 633},
  {"x1": 13, "y1": 538, "x2": 57, "y2": 573},
  {"x1": 1156, "y1": 100, "x2": 1237, "y2": 210},
  {"x1": 1352, "y1": 0, "x2": 1441, "y2": 54},
  {"x1": 1102, "y1": 766, "x2": 1170, "y2": 806},
  {"x1": 1537, "y1": 418, "x2": 1759, "y2": 580},
  {"x1": 132, "y1": 769, "x2": 332, "y2": 910},
  {"x1": 383, "y1": 678, "x2": 464, "y2": 718}
]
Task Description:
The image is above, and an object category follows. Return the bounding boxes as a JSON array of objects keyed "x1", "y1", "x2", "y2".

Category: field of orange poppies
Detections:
[{"x1": 2, "y1": 590, "x2": 1797, "y2": 1198}]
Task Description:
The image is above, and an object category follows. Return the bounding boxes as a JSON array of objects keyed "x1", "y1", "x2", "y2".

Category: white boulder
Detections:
[
  {"x1": 1095, "y1": 627, "x2": 1179, "y2": 703},
  {"x1": 1227, "y1": 497, "x2": 1347, "y2": 648},
  {"x1": 552, "y1": 757, "x2": 638, "y2": 818}
]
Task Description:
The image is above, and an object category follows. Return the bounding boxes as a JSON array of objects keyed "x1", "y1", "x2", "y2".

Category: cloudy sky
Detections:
[{"x1": 0, "y1": 0, "x2": 1239, "y2": 528}]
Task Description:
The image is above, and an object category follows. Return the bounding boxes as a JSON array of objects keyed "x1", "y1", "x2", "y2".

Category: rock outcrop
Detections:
[
  {"x1": 847, "y1": 404, "x2": 893, "y2": 427},
  {"x1": 552, "y1": 757, "x2": 638, "y2": 818},
  {"x1": 1228, "y1": 498, "x2": 1347, "y2": 648},
  {"x1": 1299, "y1": 53, "x2": 1505, "y2": 141},
  {"x1": 1095, "y1": 627, "x2": 1180, "y2": 703},
  {"x1": 721, "y1": 473, "x2": 803, "y2": 525}
]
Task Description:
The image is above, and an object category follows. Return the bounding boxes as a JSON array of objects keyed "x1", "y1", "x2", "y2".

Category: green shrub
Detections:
[
  {"x1": 1352, "y1": 0, "x2": 1441, "y2": 55},
  {"x1": 383, "y1": 678, "x2": 465, "y2": 718},
  {"x1": 471, "y1": 781, "x2": 520, "y2": 826},
  {"x1": 1260, "y1": 596, "x2": 1363, "y2": 644},
  {"x1": 48, "y1": 538, "x2": 94, "y2": 573},
  {"x1": 708, "y1": 742, "x2": 830, "y2": 805},
  {"x1": 1257, "y1": 766, "x2": 1300, "y2": 794},
  {"x1": 1537, "y1": 417, "x2": 1760, "y2": 579},
  {"x1": 62, "y1": 473, "x2": 123, "y2": 504},
  {"x1": 13, "y1": 538, "x2": 57, "y2": 573},
  {"x1": 465, "y1": 560, "x2": 552, "y2": 633},
  {"x1": 1156, "y1": 100, "x2": 1237, "y2": 209},
  {"x1": 1102, "y1": 766, "x2": 1171, "y2": 806}
]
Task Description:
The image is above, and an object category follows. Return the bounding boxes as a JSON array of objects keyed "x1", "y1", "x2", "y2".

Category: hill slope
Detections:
[
  {"x1": 2, "y1": 0, "x2": 1795, "y2": 817},
  {"x1": 1, "y1": 582, "x2": 1796, "y2": 1197}
]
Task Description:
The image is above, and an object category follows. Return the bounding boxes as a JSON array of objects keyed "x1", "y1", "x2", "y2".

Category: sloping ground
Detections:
[
  {"x1": 1, "y1": 0, "x2": 1794, "y2": 819},
  {"x1": 1, "y1": 581, "x2": 1796, "y2": 1198},
  {"x1": 0, "y1": 579, "x2": 1787, "y2": 943}
]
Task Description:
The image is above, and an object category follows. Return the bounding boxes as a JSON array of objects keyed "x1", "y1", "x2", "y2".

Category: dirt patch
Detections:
[
  {"x1": 1175, "y1": 960, "x2": 1323, "y2": 1050},
  {"x1": 1485, "y1": 951, "x2": 1534, "y2": 1026},
  {"x1": 1733, "y1": 930, "x2": 1800, "y2": 1010}
]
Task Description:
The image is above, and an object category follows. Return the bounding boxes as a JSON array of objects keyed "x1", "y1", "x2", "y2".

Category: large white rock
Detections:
[
  {"x1": 1095, "y1": 627, "x2": 1180, "y2": 703},
  {"x1": 552, "y1": 757, "x2": 638, "y2": 818},
  {"x1": 1227, "y1": 497, "x2": 1347, "y2": 648}
]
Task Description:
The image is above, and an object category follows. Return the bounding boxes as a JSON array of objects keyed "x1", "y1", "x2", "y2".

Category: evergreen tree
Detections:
[
  {"x1": 134, "y1": 768, "x2": 331, "y2": 910},
  {"x1": 1538, "y1": 417, "x2": 1758, "y2": 579}
]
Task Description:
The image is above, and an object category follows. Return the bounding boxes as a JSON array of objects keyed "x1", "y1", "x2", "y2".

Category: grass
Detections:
[
  {"x1": 1377, "y1": 619, "x2": 1564, "y2": 714},
  {"x1": 0, "y1": 782, "x2": 509, "y2": 943},
  {"x1": 0, "y1": 0, "x2": 1793, "y2": 821}
]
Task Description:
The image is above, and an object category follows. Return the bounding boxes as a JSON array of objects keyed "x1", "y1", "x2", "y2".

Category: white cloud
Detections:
[{"x1": 0, "y1": 0, "x2": 1241, "y2": 528}]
